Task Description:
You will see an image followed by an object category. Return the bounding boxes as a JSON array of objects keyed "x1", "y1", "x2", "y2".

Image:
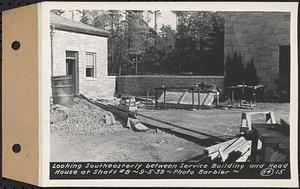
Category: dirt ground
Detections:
[
  {"x1": 50, "y1": 98, "x2": 289, "y2": 162},
  {"x1": 138, "y1": 102, "x2": 290, "y2": 139}
]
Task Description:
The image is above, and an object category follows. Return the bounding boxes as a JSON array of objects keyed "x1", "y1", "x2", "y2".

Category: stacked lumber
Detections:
[
  {"x1": 203, "y1": 137, "x2": 261, "y2": 162},
  {"x1": 157, "y1": 91, "x2": 216, "y2": 106}
]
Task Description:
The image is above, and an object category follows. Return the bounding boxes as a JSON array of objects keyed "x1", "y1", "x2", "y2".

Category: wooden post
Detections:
[
  {"x1": 266, "y1": 112, "x2": 276, "y2": 124},
  {"x1": 231, "y1": 89, "x2": 235, "y2": 105},
  {"x1": 163, "y1": 89, "x2": 167, "y2": 109},
  {"x1": 216, "y1": 92, "x2": 219, "y2": 107},
  {"x1": 146, "y1": 90, "x2": 149, "y2": 104},
  {"x1": 135, "y1": 54, "x2": 138, "y2": 75},
  {"x1": 119, "y1": 65, "x2": 122, "y2": 76},
  {"x1": 250, "y1": 130, "x2": 258, "y2": 162},
  {"x1": 252, "y1": 89, "x2": 256, "y2": 106},
  {"x1": 155, "y1": 89, "x2": 158, "y2": 109},
  {"x1": 198, "y1": 89, "x2": 200, "y2": 110},
  {"x1": 240, "y1": 85, "x2": 245, "y2": 106},
  {"x1": 192, "y1": 88, "x2": 195, "y2": 110}
]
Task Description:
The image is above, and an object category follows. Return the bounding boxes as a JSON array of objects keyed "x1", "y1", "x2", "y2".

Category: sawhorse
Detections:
[{"x1": 240, "y1": 111, "x2": 276, "y2": 132}]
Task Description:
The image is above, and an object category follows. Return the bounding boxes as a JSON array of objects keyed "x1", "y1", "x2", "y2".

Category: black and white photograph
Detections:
[{"x1": 49, "y1": 8, "x2": 290, "y2": 164}]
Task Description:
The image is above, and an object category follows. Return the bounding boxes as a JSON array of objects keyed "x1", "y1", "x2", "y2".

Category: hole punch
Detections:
[
  {"x1": 11, "y1": 41, "x2": 21, "y2": 50},
  {"x1": 12, "y1": 144, "x2": 21, "y2": 153}
]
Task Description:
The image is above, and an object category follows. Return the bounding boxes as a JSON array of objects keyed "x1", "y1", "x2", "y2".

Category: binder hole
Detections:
[
  {"x1": 11, "y1": 41, "x2": 21, "y2": 50},
  {"x1": 12, "y1": 144, "x2": 21, "y2": 153}
]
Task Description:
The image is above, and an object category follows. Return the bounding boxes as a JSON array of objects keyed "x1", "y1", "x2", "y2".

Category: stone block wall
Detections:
[
  {"x1": 116, "y1": 75, "x2": 224, "y2": 96},
  {"x1": 52, "y1": 30, "x2": 115, "y2": 98},
  {"x1": 225, "y1": 12, "x2": 290, "y2": 91}
]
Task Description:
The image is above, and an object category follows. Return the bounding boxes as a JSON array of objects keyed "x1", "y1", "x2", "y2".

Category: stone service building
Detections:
[
  {"x1": 50, "y1": 13, "x2": 116, "y2": 98},
  {"x1": 225, "y1": 12, "x2": 290, "y2": 94}
]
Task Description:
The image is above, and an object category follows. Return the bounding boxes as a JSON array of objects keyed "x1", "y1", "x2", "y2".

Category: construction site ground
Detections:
[{"x1": 50, "y1": 98, "x2": 289, "y2": 162}]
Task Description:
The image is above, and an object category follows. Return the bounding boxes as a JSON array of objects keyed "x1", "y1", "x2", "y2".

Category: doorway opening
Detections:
[
  {"x1": 278, "y1": 45, "x2": 290, "y2": 101},
  {"x1": 66, "y1": 51, "x2": 79, "y2": 94}
]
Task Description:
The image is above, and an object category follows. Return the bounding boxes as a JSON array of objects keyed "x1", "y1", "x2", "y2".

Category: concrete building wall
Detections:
[
  {"x1": 52, "y1": 29, "x2": 115, "y2": 98},
  {"x1": 116, "y1": 75, "x2": 224, "y2": 96},
  {"x1": 225, "y1": 12, "x2": 290, "y2": 92}
]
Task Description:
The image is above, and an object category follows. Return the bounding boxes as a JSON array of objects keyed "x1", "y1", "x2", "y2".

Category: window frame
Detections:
[{"x1": 85, "y1": 52, "x2": 97, "y2": 78}]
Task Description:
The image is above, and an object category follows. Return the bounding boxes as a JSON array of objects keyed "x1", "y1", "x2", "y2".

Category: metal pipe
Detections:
[{"x1": 50, "y1": 25, "x2": 55, "y2": 77}]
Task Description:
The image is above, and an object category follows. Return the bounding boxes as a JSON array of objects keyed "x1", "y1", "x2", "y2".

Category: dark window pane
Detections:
[
  {"x1": 66, "y1": 51, "x2": 77, "y2": 58},
  {"x1": 66, "y1": 59, "x2": 75, "y2": 75},
  {"x1": 86, "y1": 68, "x2": 94, "y2": 77}
]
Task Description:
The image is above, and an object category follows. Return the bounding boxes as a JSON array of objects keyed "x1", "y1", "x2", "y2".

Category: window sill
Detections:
[{"x1": 85, "y1": 77, "x2": 98, "y2": 81}]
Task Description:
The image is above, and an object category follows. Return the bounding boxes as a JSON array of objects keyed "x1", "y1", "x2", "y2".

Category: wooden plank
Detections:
[
  {"x1": 84, "y1": 94, "x2": 227, "y2": 142},
  {"x1": 208, "y1": 151, "x2": 220, "y2": 160},
  {"x1": 177, "y1": 90, "x2": 188, "y2": 104},
  {"x1": 237, "y1": 140, "x2": 251, "y2": 153},
  {"x1": 269, "y1": 111, "x2": 277, "y2": 124},
  {"x1": 204, "y1": 137, "x2": 242, "y2": 155},
  {"x1": 139, "y1": 116, "x2": 211, "y2": 140},
  {"x1": 221, "y1": 137, "x2": 248, "y2": 160},
  {"x1": 158, "y1": 91, "x2": 182, "y2": 103},
  {"x1": 206, "y1": 137, "x2": 248, "y2": 162},
  {"x1": 236, "y1": 149, "x2": 251, "y2": 162},
  {"x1": 204, "y1": 93, "x2": 215, "y2": 106}
]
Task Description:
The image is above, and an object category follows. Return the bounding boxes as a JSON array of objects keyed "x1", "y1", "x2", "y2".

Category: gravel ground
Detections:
[
  {"x1": 138, "y1": 102, "x2": 290, "y2": 138},
  {"x1": 50, "y1": 98, "x2": 290, "y2": 162},
  {"x1": 50, "y1": 97, "x2": 125, "y2": 136},
  {"x1": 50, "y1": 97, "x2": 206, "y2": 162}
]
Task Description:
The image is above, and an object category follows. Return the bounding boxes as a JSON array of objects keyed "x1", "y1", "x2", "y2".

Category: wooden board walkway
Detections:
[
  {"x1": 138, "y1": 113, "x2": 227, "y2": 143},
  {"x1": 80, "y1": 94, "x2": 227, "y2": 143}
]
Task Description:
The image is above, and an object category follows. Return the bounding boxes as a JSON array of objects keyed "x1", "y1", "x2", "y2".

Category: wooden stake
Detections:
[{"x1": 198, "y1": 89, "x2": 200, "y2": 110}]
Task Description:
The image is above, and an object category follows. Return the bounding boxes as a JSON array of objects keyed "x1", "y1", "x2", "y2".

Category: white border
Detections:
[{"x1": 39, "y1": 1, "x2": 299, "y2": 187}]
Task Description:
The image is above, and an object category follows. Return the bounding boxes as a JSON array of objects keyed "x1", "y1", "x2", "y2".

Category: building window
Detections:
[{"x1": 86, "y1": 52, "x2": 96, "y2": 78}]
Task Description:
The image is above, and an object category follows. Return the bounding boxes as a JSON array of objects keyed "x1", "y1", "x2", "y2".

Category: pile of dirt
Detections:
[{"x1": 50, "y1": 97, "x2": 124, "y2": 136}]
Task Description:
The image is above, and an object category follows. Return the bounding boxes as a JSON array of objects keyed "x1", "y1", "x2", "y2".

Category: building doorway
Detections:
[
  {"x1": 66, "y1": 51, "x2": 79, "y2": 94},
  {"x1": 279, "y1": 45, "x2": 290, "y2": 101}
]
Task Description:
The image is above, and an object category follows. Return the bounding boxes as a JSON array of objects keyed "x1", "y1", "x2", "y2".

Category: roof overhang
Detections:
[{"x1": 51, "y1": 23, "x2": 110, "y2": 38}]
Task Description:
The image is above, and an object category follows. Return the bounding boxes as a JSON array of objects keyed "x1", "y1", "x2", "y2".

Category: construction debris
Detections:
[
  {"x1": 226, "y1": 84, "x2": 264, "y2": 109},
  {"x1": 50, "y1": 97, "x2": 123, "y2": 136},
  {"x1": 78, "y1": 93, "x2": 289, "y2": 163},
  {"x1": 203, "y1": 136, "x2": 262, "y2": 162},
  {"x1": 157, "y1": 91, "x2": 215, "y2": 107},
  {"x1": 118, "y1": 96, "x2": 138, "y2": 111},
  {"x1": 154, "y1": 83, "x2": 220, "y2": 110},
  {"x1": 104, "y1": 112, "x2": 116, "y2": 125},
  {"x1": 203, "y1": 111, "x2": 289, "y2": 162},
  {"x1": 127, "y1": 117, "x2": 149, "y2": 132}
]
